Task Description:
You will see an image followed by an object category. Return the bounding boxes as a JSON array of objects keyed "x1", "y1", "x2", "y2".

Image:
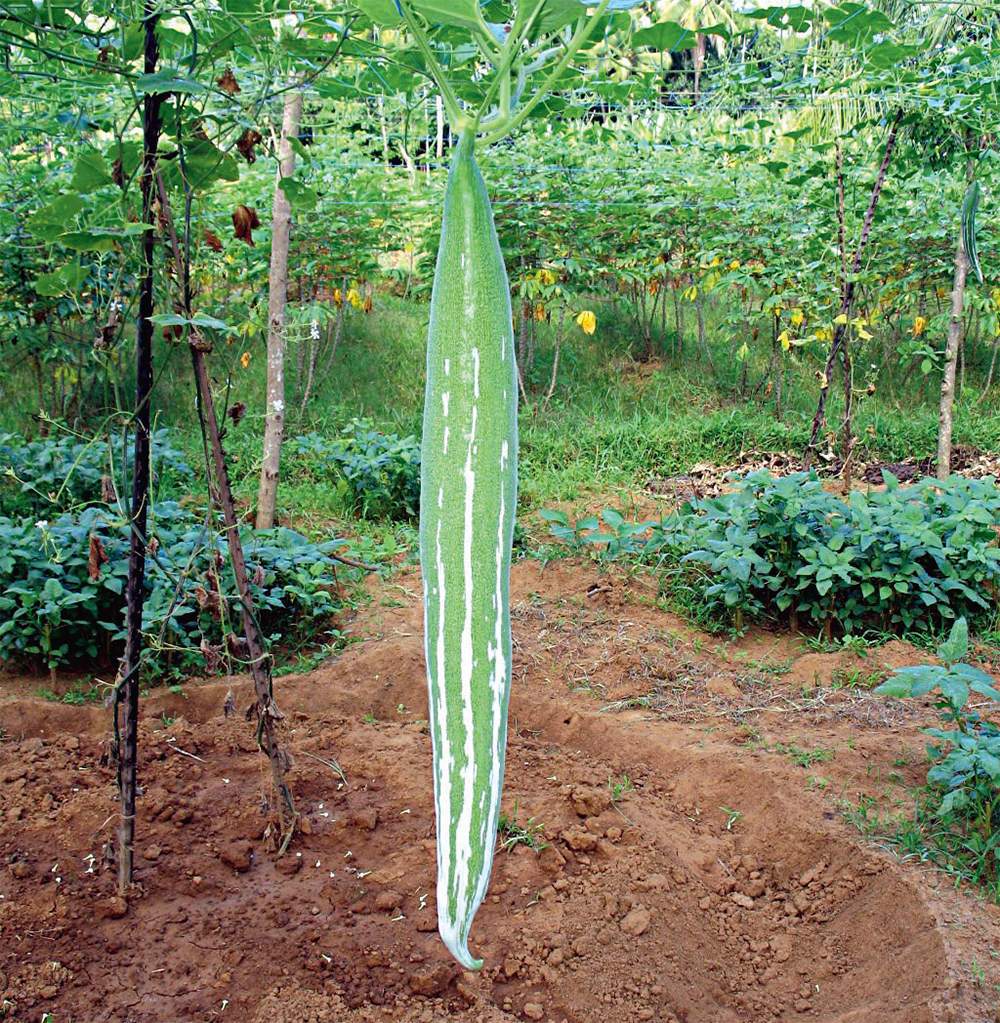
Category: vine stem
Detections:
[
  {"x1": 397, "y1": 1, "x2": 467, "y2": 130},
  {"x1": 117, "y1": 0, "x2": 161, "y2": 897},
  {"x1": 481, "y1": 0, "x2": 613, "y2": 146}
]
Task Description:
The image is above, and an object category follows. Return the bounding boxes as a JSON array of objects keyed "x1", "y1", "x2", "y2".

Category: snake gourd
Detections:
[{"x1": 419, "y1": 129, "x2": 518, "y2": 970}]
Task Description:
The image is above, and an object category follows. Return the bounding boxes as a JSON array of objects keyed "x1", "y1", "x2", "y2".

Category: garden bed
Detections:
[{"x1": 2, "y1": 560, "x2": 998, "y2": 1023}]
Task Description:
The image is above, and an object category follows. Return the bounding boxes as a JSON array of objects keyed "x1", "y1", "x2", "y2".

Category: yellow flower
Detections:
[
  {"x1": 240, "y1": 351, "x2": 251, "y2": 369},
  {"x1": 790, "y1": 308, "x2": 805, "y2": 327},
  {"x1": 533, "y1": 303, "x2": 546, "y2": 322},
  {"x1": 912, "y1": 315, "x2": 927, "y2": 337},
  {"x1": 710, "y1": 256, "x2": 722, "y2": 267},
  {"x1": 346, "y1": 287, "x2": 362, "y2": 310},
  {"x1": 576, "y1": 310, "x2": 596, "y2": 335},
  {"x1": 773, "y1": 305, "x2": 782, "y2": 317},
  {"x1": 538, "y1": 268, "x2": 556, "y2": 285},
  {"x1": 778, "y1": 330, "x2": 791, "y2": 351},
  {"x1": 729, "y1": 259, "x2": 741, "y2": 270},
  {"x1": 333, "y1": 288, "x2": 343, "y2": 307}
]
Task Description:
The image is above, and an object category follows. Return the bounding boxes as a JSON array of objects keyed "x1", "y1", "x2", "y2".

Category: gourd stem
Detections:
[
  {"x1": 398, "y1": 0, "x2": 467, "y2": 132},
  {"x1": 472, "y1": 4, "x2": 544, "y2": 134},
  {"x1": 481, "y1": 0, "x2": 612, "y2": 147}
]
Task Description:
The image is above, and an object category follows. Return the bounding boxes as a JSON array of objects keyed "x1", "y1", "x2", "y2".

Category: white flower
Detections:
[{"x1": 35, "y1": 519, "x2": 48, "y2": 530}]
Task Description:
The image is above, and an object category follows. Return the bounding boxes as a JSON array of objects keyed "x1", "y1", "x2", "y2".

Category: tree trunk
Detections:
[
  {"x1": 804, "y1": 110, "x2": 902, "y2": 467},
  {"x1": 117, "y1": 4, "x2": 161, "y2": 895},
  {"x1": 937, "y1": 229, "x2": 970, "y2": 480},
  {"x1": 256, "y1": 88, "x2": 303, "y2": 530},
  {"x1": 156, "y1": 175, "x2": 298, "y2": 847},
  {"x1": 692, "y1": 34, "x2": 706, "y2": 104}
]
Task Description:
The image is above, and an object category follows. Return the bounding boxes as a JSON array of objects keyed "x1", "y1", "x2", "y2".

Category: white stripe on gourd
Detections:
[{"x1": 420, "y1": 129, "x2": 518, "y2": 971}]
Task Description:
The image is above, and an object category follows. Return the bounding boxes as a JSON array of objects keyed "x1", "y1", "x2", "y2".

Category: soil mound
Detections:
[{"x1": 1, "y1": 561, "x2": 997, "y2": 1022}]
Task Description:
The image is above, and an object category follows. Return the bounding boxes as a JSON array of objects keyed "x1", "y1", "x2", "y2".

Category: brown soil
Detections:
[{"x1": 2, "y1": 559, "x2": 999, "y2": 1023}]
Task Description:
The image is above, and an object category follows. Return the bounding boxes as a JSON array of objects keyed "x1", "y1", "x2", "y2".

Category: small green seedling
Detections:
[
  {"x1": 497, "y1": 802, "x2": 547, "y2": 853},
  {"x1": 608, "y1": 773, "x2": 634, "y2": 803},
  {"x1": 721, "y1": 806, "x2": 743, "y2": 831}
]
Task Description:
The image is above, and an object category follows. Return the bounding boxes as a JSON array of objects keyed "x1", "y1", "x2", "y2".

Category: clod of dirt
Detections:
[
  {"x1": 407, "y1": 962, "x2": 453, "y2": 996},
  {"x1": 8, "y1": 858, "x2": 33, "y2": 879},
  {"x1": 275, "y1": 852, "x2": 303, "y2": 875},
  {"x1": 373, "y1": 889, "x2": 403, "y2": 912},
  {"x1": 219, "y1": 840, "x2": 253, "y2": 872},
  {"x1": 523, "y1": 1002, "x2": 545, "y2": 1020},
  {"x1": 95, "y1": 896, "x2": 128, "y2": 919},
  {"x1": 352, "y1": 807, "x2": 379, "y2": 831},
  {"x1": 620, "y1": 906, "x2": 651, "y2": 936},
  {"x1": 560, "y1": 825, "x2": 599, "y2": 851},
  {"x1": 570, "y1": 784, "x2": 612, "y2": 817}
]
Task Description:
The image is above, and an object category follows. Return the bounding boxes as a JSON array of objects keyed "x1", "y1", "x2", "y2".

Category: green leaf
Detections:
[
  {"x1": 353, "y1": 0, "x2": 403, "y2": 24},
  {"x1": 408, "y1": 0, "x2": 480, "y2": 29},
  {"x1": 937, "y1": 616, "x2": 969, "y2": 664},
  {"x1": 27, "y1": 194, "x2": 85, "y2": 239},
  {"x1": 746, "y1": 5, "x2": 814, "y2": 31},
  {"x1": 977, "y1": 749, "x2": 1000, "y2": 782},
  {"x1": 58, "y1": 231, "x2": 118, "y2": 252},
  {"x1": 633, "y1": 21, "x2": 696, "y2": 51},
  {"x1": 824, "y1": 3, "x2": 894, "y2": 45},
  {"x1": 866, "y1": 41, "x2": 918, "y2": 70},
  {"x1": 875, "y1": 677, "x2": 912, "y2": 698},
  {"x1": 149, "y1": 313, "x2": 234, "y2": 333},
  {"x1": 180, "y1": 139, "x2": 240, "y2": 191},
  {"x1": 279, "y1": 177, "x2": 319, "y2": 210},
  {"x1": 71, "y1": 151, "x2": 113, "y2": 193},
  {"x1": 34, "y1": 263, "x2": 88, "y2": 298},
  {"x1": 137, "y1": 70, "x2": 207, "y2": 95}
]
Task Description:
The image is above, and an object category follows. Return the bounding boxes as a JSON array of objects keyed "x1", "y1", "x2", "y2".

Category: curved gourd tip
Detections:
[
  {"x1": 448, "y1": 942, "x2": 484, "y2": 973},
  {"x1": 439, "y1": 922, "x2": 484, "y2": 971}
]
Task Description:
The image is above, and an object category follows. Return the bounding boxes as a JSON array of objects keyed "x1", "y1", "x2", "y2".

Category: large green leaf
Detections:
[
  {"x1": 70, "y1": 151, "x2": 113, "y2": 194},
  {"x1": 408, "y1": 0, "x2": 480, "y2": 30},
  {"x1": 746, "y1": 5, "x2": 814, "y2": 32},
  {"x1": 633, "y1": 21, "x2": 696, "y2": 52},
  {"x1": 824, "y1": 3, "x2": 894, "y2": 46},
  {"x1": 34, "y1": 263, "x2": 88, "y2": 298},
  {"x1": 177, "y1": 139, "x2": 240, "y2": 191},
  {"x1": 354, "y1": 0, "x2": 403, "y2": 24},
  {"x1": 279, "y1": 177, "x2": 318, "y2": 210},
  {"x1": 26, "y1": 195, "x2": 85, "y2": 240},
  {"x1": 137, "y1": 70, "x2": 207, "y2": 95}
]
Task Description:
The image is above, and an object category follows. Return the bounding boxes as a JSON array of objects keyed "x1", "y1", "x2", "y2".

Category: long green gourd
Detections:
[{"x1": 420, "y1": 128, "x2": 518, "y2": 971}]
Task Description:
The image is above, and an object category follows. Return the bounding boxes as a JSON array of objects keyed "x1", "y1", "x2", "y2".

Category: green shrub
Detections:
[
  {"x1": 876, "y1": 619, "x2": 1000, "y2": 893},
  {"x1": 542, "y1": 471, "x2": 1000, "y2": 636},
  {"x1": 288, "y1": 419, "x2": 420, "y2": 520},
  {"x1": 0, "y1": 427, "x2": 191, "y2": 517},
  {"x1": 0, "y1": 502, "x2": 347, "y2": 678},
  {"x1": 646, "y1": 471, "x2": 1000, "y2": 635},
  {"x1": 645, "y1": 471, "x2": 1000, "y2": 635}
]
